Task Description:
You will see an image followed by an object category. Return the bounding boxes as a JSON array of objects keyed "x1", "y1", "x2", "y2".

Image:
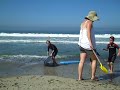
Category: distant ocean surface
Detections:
[{"x1": 0, "y1": 28, "x2": 120, "y2": 67}]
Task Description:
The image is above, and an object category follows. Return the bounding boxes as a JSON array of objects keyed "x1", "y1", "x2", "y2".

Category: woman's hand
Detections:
[{"x1": 90, "y1": 45, "x2": 94, "y2": 50}]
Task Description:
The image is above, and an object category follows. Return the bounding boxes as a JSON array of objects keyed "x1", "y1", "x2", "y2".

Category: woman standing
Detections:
[{"x1": 78, "y1": 11, "x2": 99, "y2": 80}]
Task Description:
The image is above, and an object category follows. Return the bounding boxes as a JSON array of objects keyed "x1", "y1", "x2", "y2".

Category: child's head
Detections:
[
  {"x1": 109, "y1": 36, "x2": 115, "y2": 43},
  {"x1": 46, "y1": 40, "x2": 51, "y2": 45}
]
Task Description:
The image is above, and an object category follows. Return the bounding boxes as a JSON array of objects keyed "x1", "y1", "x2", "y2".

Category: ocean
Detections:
[
  {"x1": 0, "y1": 32, "x2": 120, "y2": 60},
  {"x1": 0, "y1": 29, "x2": 120, "y2": 84}
]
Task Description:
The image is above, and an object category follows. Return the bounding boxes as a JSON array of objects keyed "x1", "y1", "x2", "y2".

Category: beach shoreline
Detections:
[
  {"x1": 0, "y1": 75, "x2": 120, "y2": 90},
  {"x1": 0, "y1": 58, "x2": 120, "y2": 85}
]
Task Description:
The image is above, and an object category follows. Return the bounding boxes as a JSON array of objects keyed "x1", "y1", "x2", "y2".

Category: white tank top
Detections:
[{"x1": 78, "y1": 21, "x2": 96, "y2": 50}]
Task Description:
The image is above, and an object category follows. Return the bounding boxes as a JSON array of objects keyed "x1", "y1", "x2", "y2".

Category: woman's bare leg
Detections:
[
  {"x1": 91, "y1": 60, "x2": 97, "y2": 79},
  {"x1": 78, "y1": 53, "x2": 87, "y2": 80},
  {"x1": 91, "y1": 54, "x2": 97, "y2": 79}
]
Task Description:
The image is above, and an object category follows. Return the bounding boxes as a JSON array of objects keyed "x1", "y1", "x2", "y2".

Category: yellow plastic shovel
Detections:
[{"x1": 92, "y1": 48, "x2": 108, "y2": 74}]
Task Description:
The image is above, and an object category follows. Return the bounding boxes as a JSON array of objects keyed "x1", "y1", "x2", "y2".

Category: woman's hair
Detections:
[
  {"x1": 85, "y1": 17, "x2": 90, "y2": 20},
  {"x1": 110, "y1": 36, "x2": 115, "y2": 41},
  {"x1": 84, "y1": 17, "x2": 94, "y2": 22}
]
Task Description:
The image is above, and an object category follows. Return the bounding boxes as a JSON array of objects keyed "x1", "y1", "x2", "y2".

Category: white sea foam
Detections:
[
  {"x1": 0, "y1": 54, "x2": 72, "y2": 63},
  {"x1": 0, "y1": 33, "x2": 120, "y2": 38},
  {"x1": 0, "y1": 40, "x2": 120, "y2": 44},
  {"x1": 0, "y1": 33, "x2": 78, "y2": 37},
  {"x1": 0, "y1": 33, "x2": 120, "y2": 44},
  {"x1": 0, "y1": 40, "x2": 77, "y2": 43}
]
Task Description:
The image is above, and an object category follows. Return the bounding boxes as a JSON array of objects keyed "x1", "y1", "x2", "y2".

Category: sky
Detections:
[{"x1": 0, "y1": 0, "x2": 120, "y2": 33}]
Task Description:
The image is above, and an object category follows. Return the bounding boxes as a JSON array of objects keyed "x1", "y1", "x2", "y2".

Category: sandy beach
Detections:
[
  {"x1": 0, "y1": 57, "x2": 120, "y2": 90},
  {"x1": 0, "y1": 61, "x2": 120, "y2": 90},
  {"x1": 0, "y1": 75, "x2": 120, "y2": 90}
]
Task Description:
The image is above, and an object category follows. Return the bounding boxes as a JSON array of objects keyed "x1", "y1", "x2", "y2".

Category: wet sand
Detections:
[{"x1": 0, "y1": 58, "x2": 120, "y2": 90}]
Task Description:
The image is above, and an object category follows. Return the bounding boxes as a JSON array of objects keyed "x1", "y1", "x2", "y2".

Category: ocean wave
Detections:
[
  {"x1": 0, "y1": 33, "x2": 120, "y2": 38},
  {"x1": 0, "y1": 54, "x2": 74, "y2": 63},
  {"x1": 0, "y1": 33, "x2": 78, "y2": 37},
  {"x1": 0, "y1": 55, "x2": 46, "y2": 62},
  {"x1": 0, "y1": 40, "x2": 77, "y2": 43},
  {"x1": 0, "y1": 40, "x2": 120, "y2": 44}
]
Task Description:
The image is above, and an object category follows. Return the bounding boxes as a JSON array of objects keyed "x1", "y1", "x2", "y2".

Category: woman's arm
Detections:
[{"x1": 87, "y1": 21, "x2": 93, "y2": 49}]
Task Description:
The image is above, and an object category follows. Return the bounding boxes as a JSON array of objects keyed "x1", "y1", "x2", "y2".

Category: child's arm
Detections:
[
  {"x1": 117, "y1": 48, "x2": 120, "y2": 56},
  {"x1": 115, "y1": 44, "x2": 120, "y2": 56},
  {"x1": 103, "y1": 48, "x2": 108, "y2": 51},
  {"x1": 103, "y1": 44, "x2": 109, "y2": 51}
]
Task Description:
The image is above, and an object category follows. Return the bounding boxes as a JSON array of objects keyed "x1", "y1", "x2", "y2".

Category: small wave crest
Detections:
[
  {"x1": 0, "y1": 54, "x2": 74, "y2": 64},
  {"x1": 0, "y1": 55, "x2": 47, "y2": 64},
  {"x1": 0, "y1": 40, "x2": 120, "y2": 44},
  {"x1": 0, "y1": 33, "x2": 120, "y2": 38}
]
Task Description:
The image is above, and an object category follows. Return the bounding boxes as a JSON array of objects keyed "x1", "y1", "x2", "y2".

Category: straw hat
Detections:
[{"x1": 85, "y1": 11, "x2": 99, "y2": 21}]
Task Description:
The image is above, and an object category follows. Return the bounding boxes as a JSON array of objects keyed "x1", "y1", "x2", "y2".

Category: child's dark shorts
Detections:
[
  {"x1": 108, "y1": 54, "x2": 116, "y2": 63},
  {"x1": 52, "y1": 51, "x2": 58, "y2": 57}
]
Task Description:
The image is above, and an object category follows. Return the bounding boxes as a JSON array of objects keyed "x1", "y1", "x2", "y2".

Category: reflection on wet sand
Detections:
[{"x1": 43, "y1": 66, "x2": 58, "y2": 76}]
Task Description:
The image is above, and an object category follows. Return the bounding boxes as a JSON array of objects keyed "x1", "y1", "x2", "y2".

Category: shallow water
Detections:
[{"x1": 0, "y1": 58, "x2": 120, "y2": 85}]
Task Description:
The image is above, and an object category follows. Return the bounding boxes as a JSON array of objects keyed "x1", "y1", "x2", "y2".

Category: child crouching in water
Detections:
[{"x1": 103, "y1": 36, "x2": 120, "y2": 73}]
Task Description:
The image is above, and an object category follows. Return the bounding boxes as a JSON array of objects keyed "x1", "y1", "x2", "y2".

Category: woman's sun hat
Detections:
[{"x1": 85, "y1": 11, "x2": 99, "y2": 21}]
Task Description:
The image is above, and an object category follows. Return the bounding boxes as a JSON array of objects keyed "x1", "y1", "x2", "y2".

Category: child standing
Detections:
[
  {"x1": 103, "y1": 36, "x2": 120, "y2": 73},
  {"x1": 46, "y1": 40, "x2": 58, "y2": 66}
]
